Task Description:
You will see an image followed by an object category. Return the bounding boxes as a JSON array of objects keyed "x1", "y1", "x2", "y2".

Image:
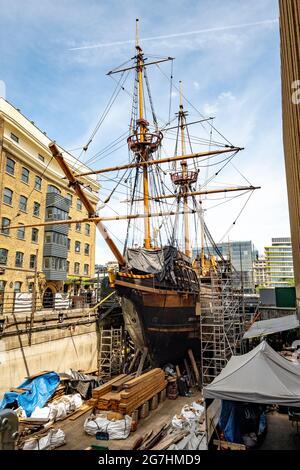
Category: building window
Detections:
[
  {"x1": 84, "y1": 243, "x2": 90, "y2": 256},
  {"x1": 84, "y1": 264, "x2": 89, "y2": 275},
  {"x1": 48, "y1": 184, "x2": 61, "y2": 194},
  {"x1": 10, "y1": 132, "x2": 19, "y2": 143},
  {"x1": 15, "y1": 251, "x2": 24, "y2": 267},
  {"x1": 85, "y1": 224, "x2": 90, "y2": 236},
  {"x1": 1, "y1": 217, "x2": 10, "y2": 236},
  {"x1": 67, "y1": 238, "x2": 70, "y2": 251},
  {"x1": 17, "y1": 224, "x2": 25, "y2": 240},
  {"x1": 35, "y1": 176, "x2": 42, "y2": 191},
  {"x1": 19, "y1": 195, "x2": 28, "y2": 212},
  {"x1": 6, "y1": 157, "x2": 15, "y2": 175},
  {"x1": 67, "y1": 261, "x2": 70, "y2": 273},
  {"x1": 46, "y1": 207, "x2": 68, "y2": 220},
  {"x1": 31, "y1": 228, "x2": 39, "y2": 243},
  {"x1": 21, "y1": 167, "x2": 29, "y2": 184},
  {"x1": 75, "y1": 241, "x2": 81, "y2": 253},
  {"x1": 38, "y1": 154, "x2": 45, "y2": 162},
  {"x1": 29, "y1": 254, "x2": 36, "y2": 269},
  {"x1": 76, "y1": 199, "x2": 82, "y2": 211},
  {"x1": 33, "y1": 202, "x2": 40, "y2": 217},
  {"x1": 44, "y1": 257, "x2": 50, "y2": 269},
  {"x1": 74, "y1": 262, "x2": 80, "y2": 274},
  {"x1": 45, "y1": 233, "x2": 52, "y2": 243},
  {"x1": 0, "y1": 248, "x2": 8, "y2": 265},
  {"x1": 3, "y1": 188, "x2": 13, "y2": 205},
  {"x1": 66, "y1": 193, "x2": 72, "y2": 206},
  {"x1": 75, "y1": 223, "x2": 81, "y2": 232},
  {"x1": 14, "y1": 281, "x2": 22, "y2": 293}
]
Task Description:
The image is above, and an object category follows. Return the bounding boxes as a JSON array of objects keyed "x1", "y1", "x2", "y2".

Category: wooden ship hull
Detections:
[{"x1": 115, "y1": 262, "x2": 201, "y2": 366}]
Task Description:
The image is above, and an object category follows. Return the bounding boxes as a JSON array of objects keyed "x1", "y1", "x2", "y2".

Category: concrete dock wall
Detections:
[{"x1": 0, "y1": 327, "x2": 98, "y2": 397}]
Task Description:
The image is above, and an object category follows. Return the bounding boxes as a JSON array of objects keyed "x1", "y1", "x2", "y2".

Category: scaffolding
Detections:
[
  {"x1": 200, "y1": 262, "x2": 244, "y2": 385},
  {"x1": 98, "y1": 327, "x2": 123, "y2": 379}
]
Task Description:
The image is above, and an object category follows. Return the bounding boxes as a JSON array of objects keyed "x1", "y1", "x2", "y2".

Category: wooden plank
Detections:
[
  {"x1": 111, "y1": 373, "x2": 135, "y2": 391},
  {"x1": 119, "y1": 382, "x2": 167, "y2": 415},
  {"x1": 136, "y1": 347, "x2": 148, "y2": 377},
  {"x1": 25, "y1": 371, "x2": 51, "y2": 380},
  {"x1": 128, "y1": 349, "x2": 141, "y2": 373},
  {"x1": 19, "y1": 417, "x2": 50, "y2": 424},
  {"x1": 188, "y1": 349, "x2": 200, "y2": 386},
  {"x1": 123, "y1": 369, "x2": 163, "y2": 388},
  {"x1": 151, "y1": 430, "x2": 189, "y2": 450},
  {"x1": 92, "y1": 374, "x2": 127, "y2": 398},
  {"x1": 213, "y1": 439, "x2": 246, "y2": 450},
  {"x1": 69, "y1": 404, "x2": 93, "y2": 421},
  {"x1": 138, "y1": 422, "x2": 169, "y2": 450},
  {"x1": 10, "y1": 387, "x2": 28, "y2": 394},
  {"x1": 120, "y1": 373, "x2": 165, "y2": 398}
]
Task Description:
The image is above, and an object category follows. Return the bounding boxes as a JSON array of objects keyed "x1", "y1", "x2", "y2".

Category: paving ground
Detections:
[
  {"x1": 259, "y1": 411, "x2": 300, "y2": 450},
  {"x1": 54, "y1": 399, "x2": 300, "y2": 450},
  {"x1": 55, "y1": 392, "x2": 202, "y2": 450}
]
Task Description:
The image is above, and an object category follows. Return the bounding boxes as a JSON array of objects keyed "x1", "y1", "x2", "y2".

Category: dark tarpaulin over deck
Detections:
[{"x1": 125, "y1": 246, "x2": 186, "y2": 282}]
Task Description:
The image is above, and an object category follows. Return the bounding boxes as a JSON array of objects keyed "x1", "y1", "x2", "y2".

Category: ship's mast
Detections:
[
  {"x1": 136, "y1": 19, "x2": 151, "y2": 249},
  {"x1": 179, "y1": 82, "x2": 191, "y2": 257}
]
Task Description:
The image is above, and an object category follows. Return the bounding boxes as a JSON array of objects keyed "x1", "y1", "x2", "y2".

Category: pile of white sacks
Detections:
[
  {"x1": 171, "y1": 401, "x2": 205, "y2": 429},
  {"x1": 21, "y1": 394, "x2": 83, "y2": 450},
  {"x1": 30, "y1": 393, "x2": 83, "y2": 422},
  {"x1": 84, "y1": 412, "x2": 132, "y2": 440},
  {"x1": 22, "y1": 429, "x2": 66, "y2": 451},
  {"x1": 170, "y1": 401, "x2": 207, "y2": 450}
]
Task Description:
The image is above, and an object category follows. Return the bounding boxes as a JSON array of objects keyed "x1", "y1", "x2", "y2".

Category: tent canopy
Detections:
[
  {"x1": 203, "y1": 341, "x2": 300, "y2": 407},
  {"x1": 243, "y1": 314, "x2": 299, "y2": 339}
]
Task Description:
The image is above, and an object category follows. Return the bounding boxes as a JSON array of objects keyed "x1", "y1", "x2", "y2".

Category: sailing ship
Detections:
[{"x1": 45, "y1": 20, "x2": 258, "y2": 366}]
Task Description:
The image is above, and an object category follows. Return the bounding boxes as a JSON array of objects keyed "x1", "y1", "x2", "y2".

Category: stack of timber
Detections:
[
  {"x1": 48, "y1": 383, "x2": 65, "y2": 402},
  {"x1": 92, "y1": 369, "x2": 167, "y2": 415}
]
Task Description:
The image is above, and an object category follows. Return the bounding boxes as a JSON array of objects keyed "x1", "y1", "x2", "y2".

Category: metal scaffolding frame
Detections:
[{"x1": 200, "y1": 262, "x2": 245, "y2": 385}]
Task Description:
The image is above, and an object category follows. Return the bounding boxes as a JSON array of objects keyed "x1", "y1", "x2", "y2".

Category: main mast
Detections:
[{"x1": 137, "y1": 19, "x2": 151, "y2": 249}]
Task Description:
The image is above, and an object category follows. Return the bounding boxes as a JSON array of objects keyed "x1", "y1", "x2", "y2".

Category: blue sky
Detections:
[{"x1": 0, "y1": 0, "x2": 289, "y2": 261}]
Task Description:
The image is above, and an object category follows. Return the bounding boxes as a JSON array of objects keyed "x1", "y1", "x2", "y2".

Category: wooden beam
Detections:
[
  {"x1": 125, "y1": 185, "x2": 261, "y2": 203},
  {"x1": 7, "y1": 209, "x2": 197, "y2": 230},
  {"x1": 48, "y1": 142, "x2": 126, "y2": 267},
  {"x1": 188, "y1": 348, "x2": 201, "y2": 387},
  {"x1": 74, "y1": 147, "x2": 243, "y2": 177},
  {"x1": 107, "y1": 57, "x2": 174, "y2": 75},
  {"x1": 136, "y1": 347, "x2": 148, "y2": 377}
]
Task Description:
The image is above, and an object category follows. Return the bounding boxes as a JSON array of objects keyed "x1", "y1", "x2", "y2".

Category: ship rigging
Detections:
[{"x1": 6, "y1": 19, "x2": 260, "y2": 366}]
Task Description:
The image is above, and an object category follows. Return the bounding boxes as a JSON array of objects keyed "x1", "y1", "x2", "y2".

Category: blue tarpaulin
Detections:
[
  {"x1": 0, "y1": 372, "x2": 60, "y2": 417},
  {"x1": 219, "y1": 400, "x2": 263, "y2": 444}
]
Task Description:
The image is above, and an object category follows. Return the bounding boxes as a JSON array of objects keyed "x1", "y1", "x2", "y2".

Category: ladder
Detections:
[{"x1": 98, "y1": 327, "x2": 123, "y2": 379}]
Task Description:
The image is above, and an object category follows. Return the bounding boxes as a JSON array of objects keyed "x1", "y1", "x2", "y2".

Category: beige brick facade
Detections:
[{"x1": 0, "y1": 98, "x2": 100, "y2": 312}]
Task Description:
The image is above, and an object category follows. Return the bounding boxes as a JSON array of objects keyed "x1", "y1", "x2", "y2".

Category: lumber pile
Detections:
[
  {"x1": 48, "y1": 383, "x2": 65, "y2": 402},
  {"x1": 92, "y1": 369, "x2": 167, "y2": 415}
]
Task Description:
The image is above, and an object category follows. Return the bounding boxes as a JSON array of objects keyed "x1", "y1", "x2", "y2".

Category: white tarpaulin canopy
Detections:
[
  {"x1": 203, "y1": 341, "x2": 300, "y2": 406},
  {"x1": 243, "y1": 314, "x2": 299, "y2": 339}
]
